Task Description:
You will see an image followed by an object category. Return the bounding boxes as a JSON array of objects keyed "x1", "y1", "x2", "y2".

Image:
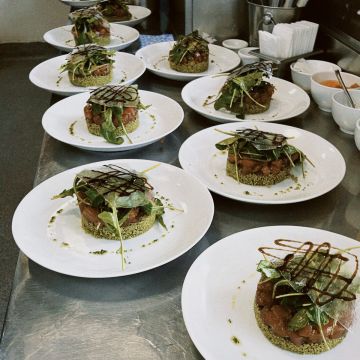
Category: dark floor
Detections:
[{"x1": 0, "y1": 43, "x2": 58, "y2": 329}]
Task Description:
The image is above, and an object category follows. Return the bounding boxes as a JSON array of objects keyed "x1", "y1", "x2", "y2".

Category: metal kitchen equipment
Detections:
[
  {"x1": 248, "y1": 0, "x2": 302, "y2": 46},
  {"x1": 170, "y1": 0, "x2": 249, "y2": 42}
]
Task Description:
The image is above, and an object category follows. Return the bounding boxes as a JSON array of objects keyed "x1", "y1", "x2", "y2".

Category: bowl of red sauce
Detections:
[{"x1": 311, "y1": 71, "x2": 360, "y2": 112}]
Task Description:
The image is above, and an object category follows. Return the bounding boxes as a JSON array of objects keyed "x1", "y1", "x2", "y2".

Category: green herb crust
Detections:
[
  {"x1": 168, "y1": 30, "x2": 209, "y2": 73},
  {"x1": 86, "y1": 114, "x2": 139, "y2": 137},
  {"x1": 169, "y1": 60, "x2": 208, "y2": 73},
  {"x1": 254, "y1": 302, "x2": 344, "y2": 355},
  {"x1": 226, "y1": 160, "x2": 290, "y2": 186},
  {"x1": 69, "y1": 70, "x2": 112, "y2": 87},
  {"x1": 81, "y1": 210, "x2": 156, "y2": 240}
]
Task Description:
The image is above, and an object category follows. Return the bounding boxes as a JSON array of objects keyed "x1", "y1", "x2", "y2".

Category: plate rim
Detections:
[
  {"x1": 41, "y1": 89, "x2": 185, "y2": 151},
  {"x1": 12, "y1": 159, "x2": 214, "y2": 278},
  {"x1": 58, "y1": 0, "x2": 99, "y2": 6},
  {"x1": 29, "y1": 52, "x2": 146, "y2": 96},
  {"x1": 178, "y1": 121, "x2": 346, "y2": 204},
  {"x1": 135, "y1": 41, "x2": 241, "y2": 81},
  {"x1": 112, "y1": 5, "x2": 152, "y2": 26},
  {"x1": 181, "y1": 225, "x2": 360, "y2": 360},
  {"x1": 181, "y1": 75, "x2": 311, "y2": 122},
  {"x1": 43, "y1": 23, "x2": 139, "y2": 52}
]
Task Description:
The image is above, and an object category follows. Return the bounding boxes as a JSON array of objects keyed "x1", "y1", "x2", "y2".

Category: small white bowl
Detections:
[
  {"x1": 290, "y1": 60, "x2": 340, "y2": 92},
  {"x1": 332, "y1": 90, "x2": 360, "y2": 134},
  {"x1": 354, "y1": 118, "x2": 360, "y2": 150},
  {"x1": 311, "y1": 71, "x2": 360, "y2": 112},
  {"x1": 222, "y1": 39, "x2": 248, "y2": 52},
  {"x1": 238, "y1": 47, "x2": 260, "y2": 65}
]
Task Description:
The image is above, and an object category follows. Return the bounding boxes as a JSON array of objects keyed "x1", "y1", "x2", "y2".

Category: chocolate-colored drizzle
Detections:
[
  {"x1": 77, "y1": 164, "x2": 153, "y2": 196},
  {"x1": 89, "y1": 85, "x2": 139, "y2": 106},
  {"x1": 259, "y1": 239, "x2": 358, "y2": 306}
]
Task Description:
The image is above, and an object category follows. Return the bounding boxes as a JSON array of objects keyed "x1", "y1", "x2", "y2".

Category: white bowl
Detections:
[
  {"x1": 354, "y1": 118, "x2": 360, "y2": 150},
  {"x1": 238, "y1": 47, "x2": 259, "y2": 65},
  {"x1": 290, "y1": 60, "x2": 340, "y2": 92},
  {"x1": 311, "y1": 71, "x2": 360, "y2": 112},
  {"x1": 332, "y1": 90, "x2": 360, "y2": 134},
  {"x1": 222, "y1": 39, "x2": 248, "y2": 52}
]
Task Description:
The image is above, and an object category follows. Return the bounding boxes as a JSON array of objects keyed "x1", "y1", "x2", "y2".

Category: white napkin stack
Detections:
[{"x1": 259, "y1": 20, "x2": 319, "y2": 59}]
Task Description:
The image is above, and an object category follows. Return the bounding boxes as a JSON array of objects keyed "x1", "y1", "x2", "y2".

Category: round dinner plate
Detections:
[
  {"x1": 43, "y1": 24, "x2": 139, "y2": 52},
  {"x1": 12, "y1": 159, "x2": 214, "y2": 278},
  {"x1": 178, "y1": 122, "x2": 346, "y2": 204},
  {"x1": 135, "y1": 41, "x2": 241, "y2": 81},
  {"x1": 112, "y1": 5, "x2": 151, "y2": 27},
  {"x1": 58, "y1": 0, "x2": 99, "y2": 7},
  {"x1": 29, "y1": 52, "x2": 146, "y2": 96},
  {"x1": 182, "y1": 225, "x2": 360, "y2": 360},
  {"x1": 181, "y1": 75, "x2": 310, "y2": 122},
  {"x1": 42, "y1": 90, "x2": 184, "y2": 152}
]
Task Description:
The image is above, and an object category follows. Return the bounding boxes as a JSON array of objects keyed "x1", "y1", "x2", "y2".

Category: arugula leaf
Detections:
[
  {"x1": 52, "y1": 187, "x2": 75, "y2": 199},
  {"x1": 85, "y1": 188, "x2": 104, "y2": 207},
  {"x1": 306, "y1": 305, "x2": 329, "y2": 325},
  {"x1": 215, "y1": 136, "x2": 238, "y2": 150},
  {"x1": 111, "y1": 191, "x2": 150, "y2": 209},
  {"x1": 257, "y1": 260, "x2": 281, "y2": 279},
  {"x1": 288, "y1": 308, "x2": 310, "y2": 331},
  {"x1": 142, "y1": 198, "x2": 167, "y2": 230},
  {"x1": 99, "y1": 108, "x2": 124, "y2": 145},
  {"x1": 153, "y1": 198, "x2": 167, "y2": 230},
  {"x1": 98, "y1": 211, "x2": 116, "y2": 231}
]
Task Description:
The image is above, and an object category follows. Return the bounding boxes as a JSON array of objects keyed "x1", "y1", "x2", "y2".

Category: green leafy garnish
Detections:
[
  {"x1": 215, "y1": 128, "x2": 313, "y2": 176},
  {"x1": 60, "y1": 45, "x2": 115, "y2": 79},
  {"x1": 99, "y1": 108, "x2": 124, "y2": 145},
  {"x1": 169, "y1": 30, "x2": 208, "y2": 65},
  {"x1": 257, "y1": 260, "x2": 281, "y2": 279},
  {"x1": 69, "y1": 7, "x2": 110, "y2": 46},
  {"x1": 52, "y1": 165, "x2": 183, "y2": 270},
  {"x1": 214, "y1": 62, "x2": 273, "y2": 118}
]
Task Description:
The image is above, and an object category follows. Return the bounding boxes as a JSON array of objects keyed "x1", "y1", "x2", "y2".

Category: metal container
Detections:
[
  {"x1": 248, "y1": 0, "x2": 302, "y2": 46},
  {"x1": 170, "y1": 0, "x2": 249, "y2": 43}
]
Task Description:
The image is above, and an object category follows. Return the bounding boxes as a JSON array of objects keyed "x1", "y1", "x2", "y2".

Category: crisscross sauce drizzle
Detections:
[
  {"x1": 77, "y1": 164, "x2": 153, "y2": 196},
  {"x1": 259, "y1": 240, "x2": 358, "y2": 306}
]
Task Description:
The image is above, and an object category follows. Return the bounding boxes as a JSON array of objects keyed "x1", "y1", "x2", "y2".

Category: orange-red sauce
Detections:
[{"x1": 319, "y1": 80, "x2": 359, "y2": 88}]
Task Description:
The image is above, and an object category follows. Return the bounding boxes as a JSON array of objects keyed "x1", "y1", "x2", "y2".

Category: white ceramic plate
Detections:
[
  {"x1": 182, "y1": 225, "x2": 360, "y2": 360},
  {"x1": 181, "y1": 75, "x2": 310, "y2": 122},
  {"x1": 112, "y1": 5, "x2": 151, "y2": 27},
  {"x1": 12, "y1": 159, "x2": 214, "y2": 278},
  {"x1": 42, "y1": 90, "x2": 184, "y2": 152},
  {"x1": 58, "y1": 0, "x2": 99, "y2": 8},
  {"x1": 29, "y1": 52, "x2": 146, "y2": 96},
  {"x1": 135, "y1": 41, "x2": 241, "y2": 81},
  {"x1": 178, "y1": 122, "x2": 345, "y2": 204},
  {"x1": 43, "y1": 24, "x2": 139, "y2": 52}
]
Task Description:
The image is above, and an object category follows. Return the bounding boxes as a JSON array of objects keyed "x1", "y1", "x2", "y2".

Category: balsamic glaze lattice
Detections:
[
  {"x1": 76, "y1": 164, "x2": 153, "y2": 196},
  {"x1": 259, "y1": 239, "x2": 359, "y2": 306}
]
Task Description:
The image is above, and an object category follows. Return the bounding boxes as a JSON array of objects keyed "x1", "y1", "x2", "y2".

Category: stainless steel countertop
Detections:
[{"x1": 1, "y1": 70, "x2": 359, "y2": 360}]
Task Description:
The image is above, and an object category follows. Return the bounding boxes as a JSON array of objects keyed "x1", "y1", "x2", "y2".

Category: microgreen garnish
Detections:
[{"x1": 53, "y1": 164, "x2": 182, "y2": 270}]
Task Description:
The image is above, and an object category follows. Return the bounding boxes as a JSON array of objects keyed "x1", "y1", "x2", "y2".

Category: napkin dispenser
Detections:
[
  {"x1": 248, "y1": 0, "x2": 303, "y2": 46},
  {"x1": 170, "y1": 0, "x2": 249, "y2": 42}
]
